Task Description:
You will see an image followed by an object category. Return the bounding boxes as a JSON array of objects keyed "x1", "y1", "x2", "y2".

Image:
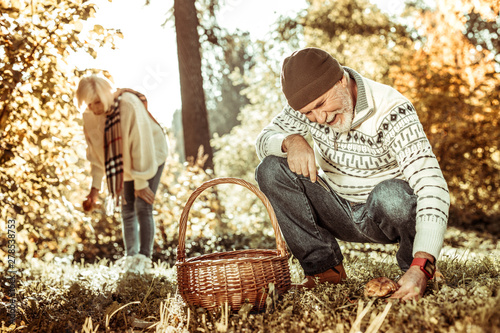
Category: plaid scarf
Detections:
[{"x1": 104, "y1": 89, "x2": 160, "y2": 207}]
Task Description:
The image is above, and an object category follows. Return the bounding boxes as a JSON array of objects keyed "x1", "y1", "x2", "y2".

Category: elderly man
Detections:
[{"x1": 255, "y1": 48, "x2": 449, "y2": 300}]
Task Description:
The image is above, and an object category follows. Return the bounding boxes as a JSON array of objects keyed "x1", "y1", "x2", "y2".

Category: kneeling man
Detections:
[{"x1": 255, "y1": 48, "x2": 450, "y2": 300}]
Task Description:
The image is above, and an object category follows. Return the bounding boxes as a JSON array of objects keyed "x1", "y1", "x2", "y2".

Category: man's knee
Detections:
[
  {"x1": 370, "y1": 179, "x2": 416, "y2": 223},
  {"x1": 255, "y1": 155, "x2": 287, "y2": 186}
]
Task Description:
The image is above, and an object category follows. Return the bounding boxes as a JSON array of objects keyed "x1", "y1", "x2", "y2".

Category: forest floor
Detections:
[{"x1": 0, "y1": 226, "x2": 499, "y2": 333}]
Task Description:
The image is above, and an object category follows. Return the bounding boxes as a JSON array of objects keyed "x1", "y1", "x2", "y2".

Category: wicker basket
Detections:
[{"x1": 176, "y1": 177, "x2": 291, "y2": 312}]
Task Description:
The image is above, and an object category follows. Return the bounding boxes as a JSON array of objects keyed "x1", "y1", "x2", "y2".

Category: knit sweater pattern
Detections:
[{"x1": 255, "y1": 68, "x2": 450, "y2": 260}]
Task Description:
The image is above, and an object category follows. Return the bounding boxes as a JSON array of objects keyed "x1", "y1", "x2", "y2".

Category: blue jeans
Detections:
[
  {"x1": 121, "y1": 163, "x2": 165, "y2": 258},
  {"x1": 255, "y1": 156, "x2": 417, "y2": 276}
]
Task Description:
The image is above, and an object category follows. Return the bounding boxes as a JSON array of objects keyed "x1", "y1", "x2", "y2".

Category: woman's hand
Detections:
[
  {"x1": 83, "y1": 187, "x2": 99, "y2": 212},
  {"x1": 134, "y1": 186, "x2": 155, "y2": 204}
]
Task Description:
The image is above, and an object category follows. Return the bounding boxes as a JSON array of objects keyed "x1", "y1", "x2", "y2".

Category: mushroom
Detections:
[{"x1": 364, "y1": 277, "x2": 399, "y2": 297}]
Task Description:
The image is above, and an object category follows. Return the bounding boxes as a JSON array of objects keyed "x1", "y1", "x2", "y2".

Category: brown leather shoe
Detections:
[{"x1": 293, "y1": 264, "x2": 347, "y2": 289}]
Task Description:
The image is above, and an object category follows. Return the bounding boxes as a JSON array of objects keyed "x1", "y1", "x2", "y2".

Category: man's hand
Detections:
[
  {"x1": 83, "y1": 187, "x2": 99, "y2": 212},
  {"x1": 390, "y1": 252, "x2": 434, "y2": 301},
  {"x1": 135, "y1": 186, "x2": 155, "y2": 204},
  {"x1": 389, "y1": 267, "x2": 428, "y2": 301},
  {"x1": 282, "y1": 134, "x2": 317, "y2": 182}
]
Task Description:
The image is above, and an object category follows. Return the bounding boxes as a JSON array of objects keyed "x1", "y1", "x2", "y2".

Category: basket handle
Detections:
[{"x1": 176, "y1": 177, "x2": 288, "y2": 262}]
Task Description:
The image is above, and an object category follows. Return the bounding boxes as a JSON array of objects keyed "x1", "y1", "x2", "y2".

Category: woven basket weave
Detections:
[{"x1": 176, "y1": 177, "x2": 291, "y2": 312}]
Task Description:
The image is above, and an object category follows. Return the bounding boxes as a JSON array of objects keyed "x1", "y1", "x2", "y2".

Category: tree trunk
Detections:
[{"x1": 174, "y1": 0, "x2": 214, "y2": 170}]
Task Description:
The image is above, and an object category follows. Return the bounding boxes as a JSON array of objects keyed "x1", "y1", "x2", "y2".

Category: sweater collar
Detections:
[{"x1": 343, "y1": 67, "x2": 374, "y2": 129}]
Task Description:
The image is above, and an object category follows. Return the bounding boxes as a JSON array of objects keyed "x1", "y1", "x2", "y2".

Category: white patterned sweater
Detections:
[{"x1": 255, "y1": 68, "x2": 450, "y2": 260}]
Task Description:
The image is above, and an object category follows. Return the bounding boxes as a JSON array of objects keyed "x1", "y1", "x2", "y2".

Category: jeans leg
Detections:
[
  {"x1": 136, "y1": 163, "x2": 165, "y2": 258},
  {"x1": 256, "y1": 156, "x2": 371, "y2": 275},
  {"x1": 353, "y1": 179, "x2": 417, "y2": 270},
  {"x1": 122, "y1": 181, "x2": 139, "y2": 257}
]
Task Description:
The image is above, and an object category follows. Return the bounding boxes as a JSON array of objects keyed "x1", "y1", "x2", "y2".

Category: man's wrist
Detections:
[
  {"x1": 414, "y1": 251, "x2": 435, "y2": 264},
  {"x1": 281, "y1": 135, "x2": 293, "y2": 152},
  {"x1": 411, "y1": 252, "x2": 436, "y2": 279},
  {"x1": 282, "y1": 134, "x2": 301, "y2": 153}
]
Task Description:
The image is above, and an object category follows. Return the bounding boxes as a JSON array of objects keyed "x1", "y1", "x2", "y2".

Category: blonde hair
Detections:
[{"x1": 75, "y1": 74, "x2": 115, "y2": 112}]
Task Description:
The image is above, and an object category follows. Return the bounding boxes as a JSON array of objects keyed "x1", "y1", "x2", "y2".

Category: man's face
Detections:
[{"x1": 298, "y1": 76, "x2": 354, "y2": 133}]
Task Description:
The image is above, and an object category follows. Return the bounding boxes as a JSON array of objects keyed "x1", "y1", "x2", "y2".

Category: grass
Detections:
[{"x1": 0, "y1": 226, "x2": 498, "y2": 333}]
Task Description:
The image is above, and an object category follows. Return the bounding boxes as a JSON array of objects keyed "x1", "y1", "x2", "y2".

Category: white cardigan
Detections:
[
  {"x1": 83, "y1": 92, "x2": 168, "y2": 191},
  {"x1": 256, "y1": 68, "x2": 450, "y2": 260}
]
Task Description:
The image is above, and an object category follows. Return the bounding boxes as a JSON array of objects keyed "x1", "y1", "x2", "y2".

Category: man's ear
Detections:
[{"x1": 341, "y1": 73, "x2": 347, "y2": 88}]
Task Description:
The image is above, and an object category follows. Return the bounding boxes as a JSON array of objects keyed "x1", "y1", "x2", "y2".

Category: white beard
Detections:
[
  {"x1": 328, "y1": 110, "x2": 354, "y2": 133},
  {"x1": 327, "y1": 88, "x2": 354, "y2": 133}
]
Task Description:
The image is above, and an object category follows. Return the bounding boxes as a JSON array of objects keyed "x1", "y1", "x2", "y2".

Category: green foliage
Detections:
[
  {"x1": 0, "y1": 0, "x2": 121, "y2": 259},
  {"x1": 276, "y1": 0, "x2": 413, "y2": 83},
  {"x1": 389, "y1": 0, "x2": 500, "y2": 229},
  {"x1": 464, "y1": 1, "x2": 500, "y2": 57},
  {"x1": 207, "y1": 31, "x2": 254, "y2": 137}
]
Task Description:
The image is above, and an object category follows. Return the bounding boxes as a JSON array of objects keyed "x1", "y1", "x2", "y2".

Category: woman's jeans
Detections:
[
  {"x1": 255, "y1": 156, "x2": 417, "y2": 276},
  {"x1": 121, "y1": 163, "x2": 165, "y2": 258}
]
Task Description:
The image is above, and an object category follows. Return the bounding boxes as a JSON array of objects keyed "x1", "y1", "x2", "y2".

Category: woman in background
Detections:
[{"x1": 76, "y1": 74, "x2": 168, "y2": 274}]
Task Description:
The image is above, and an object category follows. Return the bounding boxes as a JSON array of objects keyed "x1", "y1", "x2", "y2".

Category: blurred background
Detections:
[{"x1": 0, "y1": 0, "x2": 498, "y2": 265}]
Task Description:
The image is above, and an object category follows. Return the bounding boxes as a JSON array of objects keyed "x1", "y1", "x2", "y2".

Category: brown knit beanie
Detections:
[{"x1": 281, "y1": 48, "x2": 343, "y2": 110}]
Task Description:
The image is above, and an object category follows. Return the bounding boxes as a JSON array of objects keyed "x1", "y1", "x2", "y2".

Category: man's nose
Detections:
[{"x1": 312, "y1": 109, "x2": 326, "y2": 124}]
